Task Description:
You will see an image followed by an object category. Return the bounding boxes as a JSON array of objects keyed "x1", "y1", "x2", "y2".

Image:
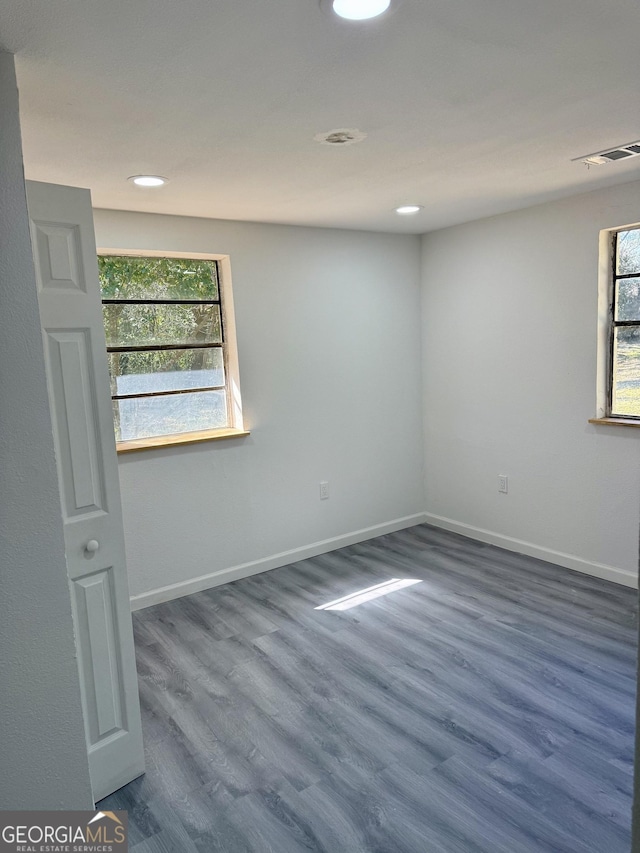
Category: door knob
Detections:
[{"x1": 85, "y1": 539, "x2": 100, "y2": 555}]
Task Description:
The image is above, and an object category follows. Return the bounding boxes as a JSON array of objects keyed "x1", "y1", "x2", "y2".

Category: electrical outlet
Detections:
[
  {"x1": 498, "y1": 474, "x2": 508, "y2": 494},
  {"x1": 319, "y1": 481, "x2": 329, "y2": 500}
]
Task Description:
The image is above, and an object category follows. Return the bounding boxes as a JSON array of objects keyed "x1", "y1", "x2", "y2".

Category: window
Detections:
[
  {"x1": 606, "y1": 226, "x2": 640, "y2": 419},
  {"x1": 98, "y1": 252, "x2": 246, "y2": 450}
]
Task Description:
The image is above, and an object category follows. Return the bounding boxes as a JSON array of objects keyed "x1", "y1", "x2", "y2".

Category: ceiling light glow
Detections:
[
  {"x1": 332, "y1": 0, "x2": 391, "y2": 20},
  {"x1": 395, "y1": 205, "x2": 423, "y2": 215},
  {"x1": 129, "y1": 175, "x2": 167, "y2": 187}
]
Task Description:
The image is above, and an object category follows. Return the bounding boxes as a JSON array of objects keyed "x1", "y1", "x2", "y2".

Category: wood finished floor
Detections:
[{"x1": 99, "y1": 524, "x2": 638, "y2": 852}]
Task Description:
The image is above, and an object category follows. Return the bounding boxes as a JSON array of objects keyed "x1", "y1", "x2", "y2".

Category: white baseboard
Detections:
[
  {"x1": 424, "y1": 512, "x2": 638, "y2": 589},
  {"x1": 130, "y1": 512, "x2": 429, "y2": 610},
  {"x1": 130, "y1": 509, "x2": 637, "y2": 609}
]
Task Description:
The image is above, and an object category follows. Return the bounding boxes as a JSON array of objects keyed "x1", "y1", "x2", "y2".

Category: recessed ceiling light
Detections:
[
  {"x1": 395, "y1": 205, "x2": 423, "y2": 215},
  {"x1": 128, "y1": 175, "x2": 167, "y2": 187},
  {"x1": 332, "y1": 0, "x2": 390, "y2": 19},
  {"x1": 319, "y1": 0, "x2": 394, "y2": 20}
]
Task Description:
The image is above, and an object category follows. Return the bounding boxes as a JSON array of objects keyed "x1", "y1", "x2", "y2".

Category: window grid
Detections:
[
  {"x1": 609, "y1": 228, "x2": 640, "y2": 419},
  {"x1": 102, "y1": 263, "x2": 226, "y2": 404},
  {"x1": 99, "y1": 256, "x2": 232, "y2": 443}
]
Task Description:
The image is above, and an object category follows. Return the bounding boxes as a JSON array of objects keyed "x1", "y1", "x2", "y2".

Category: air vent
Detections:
[
  {"x1": 602, "y1": 149, "x2": 634, "y2": 161},
  {"x1": 573, "y1": 141, "x2": 640, "y2": 166}
]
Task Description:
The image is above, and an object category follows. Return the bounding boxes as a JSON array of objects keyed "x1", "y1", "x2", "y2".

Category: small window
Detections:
[
  {"x1": 98, "y1": 253, "x2": 245, "y2": 449},
  {"x1": 608, "y1": 227, "x2": 640, "y2": 418}
]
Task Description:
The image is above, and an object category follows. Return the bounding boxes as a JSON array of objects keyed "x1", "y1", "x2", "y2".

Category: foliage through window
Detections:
[
  {"x1": 609, "y1": 227, "x2": 640, "y2": 417},
  {"x1": 98, "y1": 255, "x2": 231, "y2": 442}
]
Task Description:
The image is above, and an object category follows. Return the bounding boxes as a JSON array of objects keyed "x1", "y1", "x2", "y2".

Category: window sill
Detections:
[
  {"x1": 588, "y1": 417, "x2": 640, "y2": 429},
  {"x1": 116, "y1": 427, "x2": 250, "y2": 454}
]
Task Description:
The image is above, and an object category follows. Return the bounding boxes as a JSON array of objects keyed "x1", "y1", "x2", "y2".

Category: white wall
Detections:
[
  {"x1": 421, "y1": 179, "x2": 640, "y2": 586},
  {"x1": 0, "y1": 52, "x2": 92, "y2": 808},
  {"x1": 93, "y1": 210, "x2": 425, "y2": 604}
]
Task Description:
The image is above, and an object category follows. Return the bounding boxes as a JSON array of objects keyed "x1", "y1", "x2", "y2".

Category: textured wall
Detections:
[
  {"x1": 0, "y1": 52, "x2": 92, "y2": 808},
  {"x1": 421, "y1": 179, "x2": 640, "y2": 585}
]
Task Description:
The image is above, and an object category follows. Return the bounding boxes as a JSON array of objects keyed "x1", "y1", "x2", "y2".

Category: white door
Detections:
[{"x1": 27, "y1": 180, "x2": 144, "y2": 802}]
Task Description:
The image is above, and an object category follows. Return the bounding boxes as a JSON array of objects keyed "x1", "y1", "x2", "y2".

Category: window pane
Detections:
[
  {"x1": 114, "y1": 390, "x2": 228, "y2": 441},
  {"x1": 103, "y1": 303, "x2": 221, "y2": 347},
  {"x1": 612, "y1": 326, "x2": 640, "y2": 416},
  {"x1": 109, "y1": 347, "x2": 224, "y2": 396},
  {"x1": 99, "y1": 256, "x2": 218, "y2": 301},
  {"x1": 615, "y1": 277, "x2": 640, "y2": 321},
  {"x1": 617, "y1": 229, "x2": 640, "y2": 275}
]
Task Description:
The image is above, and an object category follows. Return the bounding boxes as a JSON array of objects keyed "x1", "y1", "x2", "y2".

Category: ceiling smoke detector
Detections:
[
  {"x1": 314, "y1": 128, "x2": 367, "y2": 146},
  {"x1": 573, "y1": 141, "x2": 640, "y2": 167}
]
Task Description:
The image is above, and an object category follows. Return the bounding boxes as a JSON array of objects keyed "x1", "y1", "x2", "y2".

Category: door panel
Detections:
[
  {"x1": 31, "y1": 220, "x2": 86, "y2": 292},
  {"x1": 27, "y1": 181, "x2": 144, "y2": 802},
  {"x1": 45, "y1": 330, "x2": 106, "y2": 515},
  {"x1": 74, "y1": 569, "x2": 124, "y2": 740}
]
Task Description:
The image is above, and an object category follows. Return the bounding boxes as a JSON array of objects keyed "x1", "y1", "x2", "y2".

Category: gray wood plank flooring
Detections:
[{"x1": 98, "y1": 524, "x2": 637, "y2": 852}]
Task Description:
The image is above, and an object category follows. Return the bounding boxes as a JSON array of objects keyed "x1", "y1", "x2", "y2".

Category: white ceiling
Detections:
[{"x1": 2, "y1": 0, "x2": 640, "y2": 233}]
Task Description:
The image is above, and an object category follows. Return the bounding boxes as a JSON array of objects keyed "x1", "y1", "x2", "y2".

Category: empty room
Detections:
[{"x1": 1, "y1": 0, "x2": 639, "y2": 851}]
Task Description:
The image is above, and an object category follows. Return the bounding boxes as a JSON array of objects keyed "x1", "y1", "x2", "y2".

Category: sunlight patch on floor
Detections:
[{"x1": 314, "y1": 578, "x2": 422, "y2": 611}]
